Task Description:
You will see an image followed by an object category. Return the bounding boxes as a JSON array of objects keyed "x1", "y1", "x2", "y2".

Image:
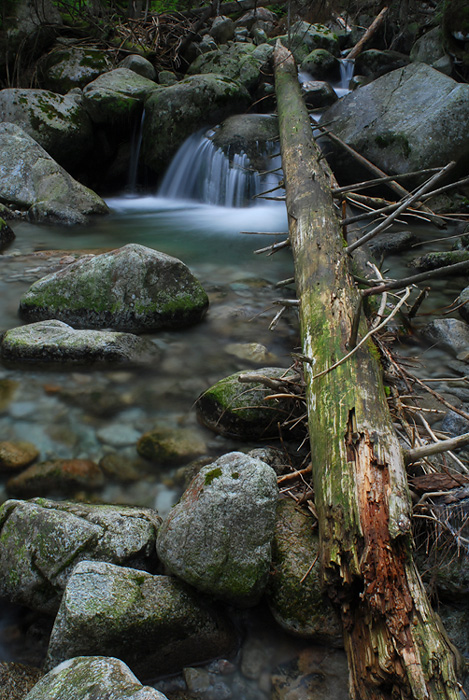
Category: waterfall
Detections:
[
  {"x1": 334, "y1": 58, "x2": 355, "y2": 97},
  {"x1": 158, "y1": 129, "x2": 283, "y2": 208},
  {"x1": 127, "y1": 108, "x2": 145, "y2": 192}
]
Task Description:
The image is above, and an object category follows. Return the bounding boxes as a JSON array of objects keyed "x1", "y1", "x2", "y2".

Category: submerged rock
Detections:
[
  {"x1": 137, "y1": 425, "x2": 207, "y2": 466},
  {"x1": 18, "y1": 244, "x2": 209, "y2": 332},
  {"x1": 156, "y1": 452, "x2": 278, "y2": 606},
  {"x1": 0, "y1": 499, "x2": 161, "y2": 615},
  {"x1": 321, "y1": 63, "x2": 469, "y2": 179},
  {"x1": 196, "y1": 367, "x2": 301, "y2": 440},
  {"x1": 6, "y1": 459, "x2": 104, "y2": 498},
  {"x1": 142, "y1": 73, "x2": 250, "y2": 173},
  {"x1": 24, "y1": 656, "x2": 168, "y2": 700},
  {"x1": 0, "y1": 123, "x2": 108, "y2": 225},
  {"x1": 0, "y1": 441, "x2": 39, "y2": 472},
  {"x1": 45, "y1": 562, "x2": 236, "y2": 678},
  {"x1": 267, "y1": 499, "x2": 342, "y2": 641},
  {"x1": 1, "y1": 320, "x2": 161, "y2": 367}
]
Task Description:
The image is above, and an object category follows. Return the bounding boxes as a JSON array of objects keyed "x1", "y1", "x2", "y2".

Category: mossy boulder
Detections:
[
  {"x1": 18, "y1": 244, "x2": 209, "y2": 332},
  {"x1": 45, "y1": 562, "x2": 236, "y2": 678},
  {"x1": 156, "y1": 452, "x2": 278, "y2": 606},
  {"x1": 82, "y1": 67, "x2": 158, "y2": 125},
  {"x1": 354, "y1": 49, "x2": 410, "y2": 79},
  {"x1": 1, "y1": 320, "x2": 161, "y2": 367},
  {"x1": 267, "y1": 499, "x2": 342, "y2": 641},
  {"x1": 39, "y1": 47, "x2": 113, "y2": 93},
  {"x1": 0, "y1": 123, "x2": 108, "y2": 224},
  {"x1": 196, "y1": 367, "x2": 301, "y2": 440},
  {"x1": 137, "y1": 425, "x2": 207, "y2": 466},
  {"x1": 0, "y1": 88, "x2": 93, "y2": 171},
  {"x1": 186, "y1": 42, "x2": 273, "y2": 92},
  {"x1": 0, "y1": 499, "x2": 161, "y2": 615},
  {"x1": 24, "y1": 656, "x2": 166, "y2": 700},
  {"x1": 300, "y1": 49, "x2": 340, "y2": 81},
  {"x1": 274, "y1": 21, "x2": 340, "y2": 63},
  {"x1": 321, "y1": 63, "x2": 469, "y2": 179},
  {"x1": 142, "y1": 73, "x2": 250, "y2": 174}
]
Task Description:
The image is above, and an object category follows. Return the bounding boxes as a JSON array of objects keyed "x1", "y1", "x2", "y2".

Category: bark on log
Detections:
[{"x1": 273, "y1": 41, "x2": 463, "y2": 700}]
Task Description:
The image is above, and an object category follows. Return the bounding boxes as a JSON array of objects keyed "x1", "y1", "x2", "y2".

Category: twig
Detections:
[
  {"x1": 404, "y1": 432, "x2": 469, "y2": 465},
  {"x1": 346, "y1": 162, "x2": 456, "y2": 254},
  {"x1": 300, "y1": 552, "x2": 319, "y2": 584},
  {"x1": 277, "y1": 464, "x2": 312, "y2": 483},
  {"x1": 254, "y1": 239, "x2": 290, "y2": 255},
  {"x1": 362, "y1": 258, "x2": 469, "y2": 296},
  {"x1": 332, "y1": 168, "x2": 441, "y2": 195}
]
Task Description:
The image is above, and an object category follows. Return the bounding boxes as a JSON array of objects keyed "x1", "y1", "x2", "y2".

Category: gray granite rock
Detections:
[
  {"x1": 156, "y1": 452, "x2": 278, "y2": 605},
  {"x1": 0, "y1": 499, "x2": 161, "y2": 614},
  {"x1": 45, "y1": 562, "x2": 236, "y2": 678},
  {"x1": 422, "y1": 318, "x2": 469, "y2": 361}
]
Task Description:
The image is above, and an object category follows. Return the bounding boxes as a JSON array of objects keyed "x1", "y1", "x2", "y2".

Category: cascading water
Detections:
[
  {"x1": 158, "y1": 128, "x2": 284, "y2": 208},
  {"x1": 334, "y1": 58, "x2": 355, "y2": 97},
  {"x1": 127, "y1": 108, "x2": 146, "y2": 192}
]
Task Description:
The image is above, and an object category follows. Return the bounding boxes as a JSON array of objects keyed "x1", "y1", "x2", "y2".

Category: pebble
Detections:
[{"x1": 96, "y1": 425, "x2": 141, "y2": 447}]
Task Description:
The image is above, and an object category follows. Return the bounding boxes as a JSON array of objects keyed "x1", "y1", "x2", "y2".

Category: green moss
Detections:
[
  {"x1": 204, "y1": 467, "x2": 222, "y2": 485},
  {"x1": 231, "y1": 472, "x2": 240, "y2": 479},
  {"x1": 375, "y1": 132, "x2": 411, "y2": 158}
]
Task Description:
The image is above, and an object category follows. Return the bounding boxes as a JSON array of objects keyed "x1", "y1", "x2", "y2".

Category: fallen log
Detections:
[{"x1": 273, "y1": 41, "x2": 463, "y2": 700}]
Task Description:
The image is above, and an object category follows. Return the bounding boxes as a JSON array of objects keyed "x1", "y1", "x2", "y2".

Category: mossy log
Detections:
[{"x1": 273, "y1": 42, "x2": 463, "y2": 700}]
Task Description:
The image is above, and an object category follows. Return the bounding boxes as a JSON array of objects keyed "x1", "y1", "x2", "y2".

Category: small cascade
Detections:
[
  {"x1": 158, "y1": 128, "x2": 283, "y2": 208},
  {"x1": 127, "y1": 108, "x2": 146, "y2": 192},
  {"x1": 334, "y1": 58, "x2": 355, "y2": 97}
]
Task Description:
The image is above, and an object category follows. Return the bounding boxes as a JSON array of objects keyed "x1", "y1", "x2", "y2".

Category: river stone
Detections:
[
  {"x1": 18, "y1": 244, "x2": 209, "y2": 332},
  {"x1": 24, "y1": 656, "x2": 168, "y2": 700},
  {"x1": 82, "y1": 68, "x2": 158, "y2": 124},
  {"x1": 267, "y1": 499, "x2": 342, "y2": 641},
  {"x1": 156, "y1": 452, "x2": 278, "y2": 605},
  {"x1": 1, "y1": 320, "x2": 161, "y2": 367},
  {"x1": 6, "y1": 459, "x2": 105, "y2": 498},
  {"x1": 457, "y1": 286, "x2": 469, "y2": 323},
  {"x1": 421, "y1": 319, "x2": 469, "y2": 360},
  {"x1": 211, "y1": 113, "x2": 279, "y2": 168},
  {"x1": 300, "y1": 49, "x2": 340, "y2": 81},
  {"x1": 39, "y1": 47, "x2": 113, "y2": 93},
  {"x1": 0, "y1": 662, "x2": 43, "y2": 700},
  {"x1": 118, "y1": 54, "x2": 157, "y2": 81},
  {"x1": 301, "y1": 80, "x2": 338, "y2": 109},
  {"x1": 354, "y1": 49, "x2": 410, "y2": 79},
  {"x1": 0, "y1": 88, "x2": 93, "y2": 171},
  {"x1": 0, "y1": 217, "x2": 15, "y2": 250},
  {"x1": 187, "y1": 43, "x2": 273, "y2": 92},
  {"x1": 45, "y1": 562, "x2": 236, "y2": 678},
  {"x1": 137, "y1": 425, "x2": 207, "y2": 466},
  {"x1": 196, "y1": 367, "x2": 301, "y2": 440},
  {"x1": 209, "y1": 16, "x2": 235, "y2": 44},
  {"x1": 321, "y1": 63, "x2": 469, "y2": 180},
  {"x1": 0, "y1": 441, "x2": 39, "y2": 472},
  {"x1": 0, "y1": 499, "x2": 161, "y2": 615},
  {"x1": 142, "y1": 74, "x2": 250, "y2": 174},
  {"x1": 0, "y1": 123, "x2": 108, "y2": 224}
]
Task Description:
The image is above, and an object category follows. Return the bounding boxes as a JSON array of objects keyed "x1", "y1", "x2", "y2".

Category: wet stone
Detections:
[
  {"x1": 137, "y1": 425, "x2": 207, "y2": 466},
  {"x1": 0, "y1": 441, "x2": 39, "y2": 473},
  {"x1": 6, "y1": 459, "x2": 104, "y2": 498}
]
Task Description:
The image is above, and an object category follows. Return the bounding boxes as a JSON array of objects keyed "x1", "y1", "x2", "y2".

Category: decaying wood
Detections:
[
  {"x1": 361, "y1": 258, "x2": 469, "y2": 297},
  {"x1": 273, "y1": 41, "x2": 463, "y2": 700},
  {"x1": 346, "y1": 6, "x2": 389, "y2": 60}
]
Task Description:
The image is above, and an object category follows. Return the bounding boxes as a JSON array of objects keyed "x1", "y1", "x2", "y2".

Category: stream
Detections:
[{"x1": 0, "y1": 126, "x2": 467, "y2": 698}]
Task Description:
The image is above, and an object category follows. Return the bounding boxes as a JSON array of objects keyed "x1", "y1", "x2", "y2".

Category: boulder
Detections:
[
  {"x1": 267, "y1": 499, "x2": 342, "y2": 641},
  {"x1": 0, "y1": 441, "x2": 39, "y2": 472},
  {"x1": 275, "y1": 21, "x2": 340, "y2": 63},
  {"x1": 142, "y1": 73, "x2": 250, "y2": 173},
  {"x1": 421, "y1": 318, "x2": 469, "y2": 361},
  {"x1": 5, "y1": 459, "x2": 104, "y2": 498},
  {"x1": 301, "y1": 80, "x2": 338, "y2": 109},
  {"x1": 354, "y1": 49, "x2": 410, "y2": 79},
  {"x1": 0, "y1": 123, "x2": 108, "y2": 225},
  {"x1": 211, "y1": 113, "x2": 279, "y2": 169},
  {"x1": 156, "y1": 452, "x2": 278, "y2": 606},
  {"x1": 1, "y1": 320, "x2": 162, "y2": 367},
  {"x1": 39, "y1": 47, "x2": 113, "y2": 93},
  {"x1": 300, "y1": 49, "x2": 340, "y2": 81},
  {"x1": 196, "y1": 367, "x2": 301, "y2": 440},
  {"x1": 410, "y1": 26, "x2": 451, "y2": 75},
  {"x1": 18, "y1": 244, "x2": 209, "y2": 332},
  {"x1": 186, "y1": 43, "x2": 273, "y2": 92},
  {"x1": 45, "y1": 562, "x2": 236, "y2": 678},
  {"x1": 24, "y1": 656, "x2": 167, "y2": 700},
  {"x1": 118, "y1": 54, "x2": 157, "y2": 81},
  {"x1": 209, "y1": 16, "x2": 235, "y2": 44},
  {"x1": 0, "y1": 88, "x2": 93, "y2": 171},
  {"x1": 321, "y1": 63, "x2": 469, "y2": 179},
  {"x1": 0, "y1": 498, "x2": 161, "y2": 615},
  {"x1": 82, "y1": 67, "x2": 157, "y2": 125},
  {"x1": 137, "y1": 425, "x2": 206, "y2": 466}
]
